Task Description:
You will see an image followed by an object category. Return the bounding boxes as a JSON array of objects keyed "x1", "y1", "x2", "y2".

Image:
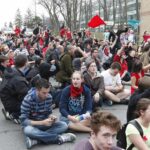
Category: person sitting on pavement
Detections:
[
  {"x1": 56, "y1": 45, "x2": 87, "y2": 88},
  {"x1": 60, "y1": 71, "x2": 92, "y2": 132},
  {"x1": 131, "y1": 59, "x2": 150, "y2": 94},
  {"x1": 14, "y1": 42, "x2": 29, "y2": 56},
  {"x1": 101, "y1": 62, "x2": 130, "y2": 105},
  {"x1": 28, "y1": 47, "x2": 39, "y2": 62},
  {"x1": 113, "y1": 46, "x2": 130, "y2": 82},
  {"x1": 74, "y1": 111, "x2": 122, "y2": 150},
  {"x1": 0, "y1": 55, "x2": 9, "y2": 78},
  {"x1": 83, "y1": 59, "x2": 105, "y2": 110},
  {"x1": 30, "y1": 62, "x2": 51, "y2": 87},
  {"x1": 56, "y1": 45, "x2": 75, "y2": 87},
  {"x1": 0, "y1": 54, "x2": 30, "y2": 124},
  {"x1": 127, "y1": 76, "x2": 150, "y2": 122},
  {"x1": 20, "y1": 78, "x2": 76, "y2": 149},
  {"x1": 125, "y1": 98, "x2": 150, "y2": 150},
  {"x1": 86, "y1": 48, "x2": 101, "y2": 71}
]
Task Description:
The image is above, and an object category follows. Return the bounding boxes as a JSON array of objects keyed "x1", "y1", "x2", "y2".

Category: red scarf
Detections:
[{"x1": 70, "y1": 84, "x2": 83, "y2": 98}]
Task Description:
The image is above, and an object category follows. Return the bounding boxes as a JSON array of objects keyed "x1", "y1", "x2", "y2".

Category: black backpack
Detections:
[{"x1": 117, "y1": 120, "x2": 143, "y2": 150}]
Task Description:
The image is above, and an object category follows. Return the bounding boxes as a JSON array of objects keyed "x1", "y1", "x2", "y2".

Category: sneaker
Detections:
[
  {"x1": 25, "y1": 137, "x2": 38, "y2": 149},
  {"x1": 58, "y1": 133, "x2": 76, "y2": 144},
  {"x1": 2, "y1": 108, "x2": 11, "y2": 120},
  {"x1": 9, "y1": 114, "x2": 21, "y2": 124},
  {"x1": 103, "y1": 100, "x2": 113, "y2": 106},
  {"x1": 13, "y1": 118, "x2": 21, "y2": 124}
]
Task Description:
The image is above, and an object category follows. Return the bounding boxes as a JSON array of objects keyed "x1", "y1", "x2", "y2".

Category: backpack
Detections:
[{"x1": 117, "y1": 120, "x2": 143, "y2": 150}]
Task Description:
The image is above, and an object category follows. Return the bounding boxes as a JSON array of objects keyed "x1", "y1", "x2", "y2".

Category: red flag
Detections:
[{"x1": 88, "y1": 15, "x2": 106, "y2": 28}]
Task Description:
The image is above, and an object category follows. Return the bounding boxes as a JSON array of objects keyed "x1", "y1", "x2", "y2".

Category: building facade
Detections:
[
  {"x1": 80, "y1": 0, "x2": 138, "y2": 30},
  {"x1": 140, "y1": 0, "x2": 150, "y2": 36}
]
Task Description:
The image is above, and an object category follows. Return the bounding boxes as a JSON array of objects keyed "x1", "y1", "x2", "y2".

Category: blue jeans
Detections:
[
  {"x1": 23, "y1": 121, "x2": 68, "y2": 144},
  {"x1": 60, "y1": 115, "x2": 70, "y2": 125}
]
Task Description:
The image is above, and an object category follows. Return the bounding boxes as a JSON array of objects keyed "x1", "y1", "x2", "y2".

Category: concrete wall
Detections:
[{"x1": 140, "y1": 0, "x2": 150, "y2": 37}]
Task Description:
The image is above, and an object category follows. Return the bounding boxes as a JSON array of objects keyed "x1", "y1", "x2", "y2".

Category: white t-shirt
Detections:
[
  {"x1": 126, "y1": 120, "x2": 150, "y2": 150},
  {"x1": 101, "y1": 69, "x2": 121, "y2": 87}
]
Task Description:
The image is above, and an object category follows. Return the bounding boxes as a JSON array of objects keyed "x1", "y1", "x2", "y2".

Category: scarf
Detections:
[{"x1": 70, "y1": 84, "x2": 83, "y2": 98}]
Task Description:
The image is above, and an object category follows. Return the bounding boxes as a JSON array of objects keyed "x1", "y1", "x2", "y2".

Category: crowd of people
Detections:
[{"x1": 0, "y1": 24, "x2": 150, "y2": 150}]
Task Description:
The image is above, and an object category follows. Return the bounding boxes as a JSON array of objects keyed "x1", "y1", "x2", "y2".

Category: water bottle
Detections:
[{"x1": 76, "y1": 112, "x2": 90, "y2": 121}]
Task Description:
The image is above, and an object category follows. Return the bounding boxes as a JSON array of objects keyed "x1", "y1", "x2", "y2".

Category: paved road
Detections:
[{"x1": 0, "y1": 100, "x2": 127, "y2": 150}]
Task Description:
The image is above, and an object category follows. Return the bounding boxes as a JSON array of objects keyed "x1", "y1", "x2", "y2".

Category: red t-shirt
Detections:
[
  {"x1": 8, "y1": 58, "x2": 14, "y2": 67},
  {"x1": 131, "y1": 70, "x2": 145, "y2": 94},
  {"x1": 60, "y1": 28, "x2": 66, "y2": 37},
  {"x1": 39, "y1": 37, "x2": 44, "y2": 46},
  {"x1": 143, "y1": 35, "x2": 150, "y2": 42},
  {"x1": 42, "y1": 47, "x2": 48, "y2": 57},
  {"x1": 113, "y1": 54, "x2": 128, "y2": 77},
  {"x1": 66, "y1": 31, "x2": 72, "y2": 40},
  {"x1": 14, "y1": 27, "x2": 21, "y2": 36},
  {"x1": 44, "y1": 31, "x2": 49, "y2": 39}
]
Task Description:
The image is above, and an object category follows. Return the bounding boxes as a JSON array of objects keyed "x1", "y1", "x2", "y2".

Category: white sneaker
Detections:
[
  {"x1": 58, "y1": 133, "x2": 76, "y2": 144},
  {"x1": 25, "y1": 137, "x2": 38, "y2": 149},
  {"x1": 9, "y1": 114, "x2": 21, "y2": 124},
  {"x1": 2, "y1": 108, "x2": 11, "y2": 120}
]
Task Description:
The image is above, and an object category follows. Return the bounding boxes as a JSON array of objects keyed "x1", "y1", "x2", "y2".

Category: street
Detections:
[{"x1": 0, "y1": 101, "x2": 127, "y2": 150}]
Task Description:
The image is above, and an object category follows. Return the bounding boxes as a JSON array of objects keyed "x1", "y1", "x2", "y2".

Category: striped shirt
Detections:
[
  {"x1": 20, "y1": 88, "x2": 53, "y2": 127},
  {"x1": 14, "y1": 48, "x2": 29, "y2": 56}
]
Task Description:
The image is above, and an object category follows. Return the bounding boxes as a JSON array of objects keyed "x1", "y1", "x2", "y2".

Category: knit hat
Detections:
[{"x1": 39, "y1": 62, "x2": 51, "y2": 80}]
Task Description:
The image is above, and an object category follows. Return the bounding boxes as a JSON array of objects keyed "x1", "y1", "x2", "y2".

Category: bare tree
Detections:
[
  {"x1": 97, "y1": 0, "x2": 110, "y2": 21},
  {"x1": 124, "y1": 0, "x2": 128, "y2": 24},
  {"x1": 112, "y1": 0, "x2": 116, "y2": 26},
  {"x1": 118, "y1": 0, "x2": 123, "y2": 26},
  {"x1": 24, "y1": 8, "x2": 34, "y2": 28},
  {"x1": 38, "y1": 0, "x2": 60, "y2": 32},
  {"x1": 72, "y1": 0, "x2": 78, "y2": 30},
  {"x1": 14, "y1": 9, "x2": 23, "y2": 28},
  {"x1": 78, "y1": 0, "x2": 83, "y2": 29},
  {"x1": 55, "y1": 0, "x2": 82, "y2": 30}
]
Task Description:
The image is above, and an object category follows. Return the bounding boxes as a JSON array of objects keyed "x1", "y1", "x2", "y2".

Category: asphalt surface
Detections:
[{"x1": 0, "y1": 101, "x2": 128, "y2": 150}]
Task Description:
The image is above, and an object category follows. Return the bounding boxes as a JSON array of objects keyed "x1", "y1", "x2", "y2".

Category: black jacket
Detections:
[
  {"x1": 127, "y1": 88, "x2": 150, "y2": 122},
  {"x1": 0, "y1": 68, "x2": 30, "y2": 112}
]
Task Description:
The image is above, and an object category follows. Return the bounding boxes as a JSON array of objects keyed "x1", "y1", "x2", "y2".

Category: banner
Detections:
[{"x1": 128, "y1": 19, "x2": 140, "y2": 29}]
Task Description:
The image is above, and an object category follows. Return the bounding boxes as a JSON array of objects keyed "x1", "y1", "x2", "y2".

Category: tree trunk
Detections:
[
  {"x1": 124, "y1": 0, "x2": 128, "y2": 25},
  {"x1": 78, "y1": 0, "x2": 83, "y2": 29},
  {"x1": 103, "y1": 0, "x2": 108, "y2": 21}
]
